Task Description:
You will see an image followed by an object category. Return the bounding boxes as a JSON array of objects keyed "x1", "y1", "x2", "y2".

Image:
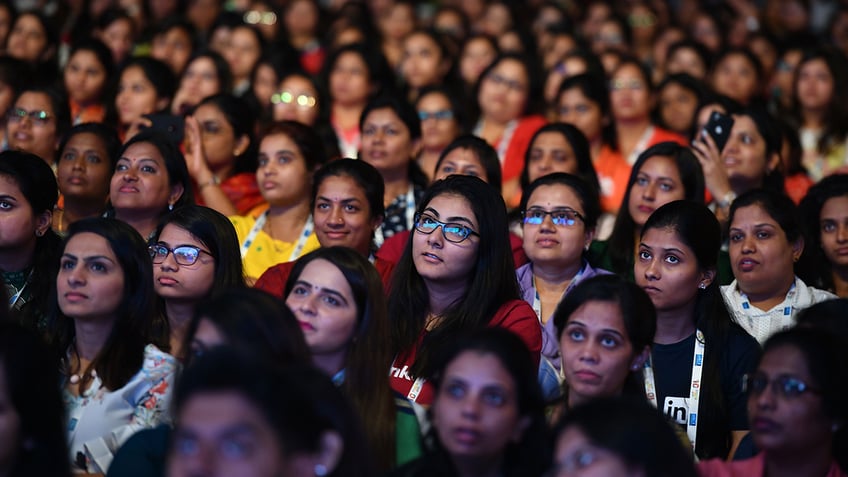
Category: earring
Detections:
[
  {"x1": 698, "y1": 282, "x2": 706, "y2": 290},
  {"x1": 314, "y1": 464, "x2": 328, "y2": 476},
  {"x1": 168, "y1": 203, "x2": 174, "y2": 211},
  {"x1": 35, "y1": 229, "x2": 44, "y2": 237}
]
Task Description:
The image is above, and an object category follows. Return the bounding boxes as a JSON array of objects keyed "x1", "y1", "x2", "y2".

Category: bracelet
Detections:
[{"x1": 198, "y1": 175, "x2": 220, "y2": 190}]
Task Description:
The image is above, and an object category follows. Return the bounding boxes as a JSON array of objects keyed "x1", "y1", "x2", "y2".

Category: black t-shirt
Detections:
[{"x1": 651, "y1": 326, "x2": 760, "y2": 457}]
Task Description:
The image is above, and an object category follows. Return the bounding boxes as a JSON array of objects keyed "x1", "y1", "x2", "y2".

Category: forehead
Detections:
[
  {"x1": 64, "y1": 232, "x2": 116, "y2": 259},
  {"x1": 612, "y1": 63, "x2": 645, "y2": 80},
  {"x1": 491, "y1": 58, "x2": 527, "y2": 79},
  {"x1": 122, "y1": 141, "x2": 166, "y2": 162},
  {"x1": 65, "y1": 132, "x2": 108, "y2": 151},
  {"x1": 317, "y1": 174, "x2": 369, "y2": 199},
  {"x1": 641, "y1": 226, "x2": 692, "y2": 253},
  {"x1": 159, "y1": 223, "x2": 204, "y2": 247},
  {"x1": 758, "y1": 344, "x2": 812, "y2": 379},
  {"x1": 417, "y1": 92, "x2": 451, "y2": 109},
  {"x1": 567, "y1": 300, "x2": 627, "y2": 332},
  {"x1": 280, "y1": 75, "x2": 315, "y2": 92},
  {"x1": 15, "y1": 91, "x2": 52, "y2": 110},
  {"x1": 527, "y1": 183, "x2": 582, "y2": 210},
  {"x1": 730, "y1": 203, "x2": 779, "y2": 228},
  {"x1": 637, "y1": 155, "x2": 681, "y2": 178},
  {"x1": 443, "y1": 351, "x2": 514, "y2": 387},
  {"x1": 188, "y1": 57, "x2": 216, "y2": 72},
  {"x1": 364, "y1": 107, "x2": 404, "y2": 126},
  {"x1": 425, "y1": 193, "x2": 477, "y2": 223},
  {"x1": 297, "y1": 258, "x2": 354, "y2": 297}
]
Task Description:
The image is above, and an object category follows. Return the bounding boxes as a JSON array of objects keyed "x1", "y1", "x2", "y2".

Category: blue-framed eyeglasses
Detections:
[
  {"x1": 149, "y1": 244, "x2": 213, "y2": 266},
  {"x1": 742, "y1": 373, "x2": 821, "y2": 398},
  {"x1": 414, "y1": 213, "x2": 479, "y2": 243},
  {"x1": 418, "y1": 110, "x2": 454, "y2": 121},
  {"x1": 522, "y1": 208, "x2": 584, "y2": 227}
]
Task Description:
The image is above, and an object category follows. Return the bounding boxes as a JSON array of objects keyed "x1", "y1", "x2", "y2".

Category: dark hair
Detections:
[
  {"x1": 48, "y1": 218, "x2": 163, "y2": 392},
  {"x1": 798, "y1": 174, "x2": 848, "y2": 290},
  {"x1": 434, "y1": 135, "x2": 502, "y2": 191},
  {"x1": 775, "y1": 117, "x2": 806, "y2": 176},
  {"x1": 0, "y1": 151, "x2": 62, "y2": 331},
  {"x1": 759, "y1": 327, "x2": 848, "y2": 470},
  {"x1": 641, "y1": 200, "x2": 756, "y2": 458},
  {"x1": 554, "y1": 396, "x2": 698, "y2": 477},
  {"x1": 311, "y1": 158, "x2": 385, "y2": 220},
  {"x1": 171, "y1": 350, "x2": 374, "y2": 477},
  {"x1": 192, "y1": 93, "x2": 257, "y2": 174},
  {"x1": 475, "y1": 52, "x2": 545, "y2": 119},
  {"x1": 555, "y1": 72, "x2": 613, "y2": 146},
  {"x1": 427, "y1": 328, "x2": 550, "y2": 477},
  {"x1": 151, "y1": 16, "x2": 197, "y2": 57},
  {"x1": 791, "y1": 46, "x2": 848, "y2": 158},
  {"x1": 795, "y1": 298, "x2": 848, "y2": 341},
  {"x1": 605, "y1": 142, "x2": 705, "y2": 275},
  {"x1": 401, "y1": 28, "x2": 455, "y2": 94},
  {"x1": 154, "y1": 205, "x2": 244, "y2": 297},
  {"x1": 359, "y1": 93, "x2": 422, "y2": 142},
  {"x1": 57, "y1": 122, "x2": 121, "y2": 172},
  {"x1": 260, "y1": 119, "x2": 329, "y2": 172},
  {"x1": 389, "y1": 175, "x2": 519, "y2": 376},
  {"x1": 112, "y1": 129, "x2": 194, "y2": 214},
  {"x1": 0, "y1": 322, "x2": 70, "y2": 477},
  {"x1": 285, "y1": 247, "x2": 396, "y2": 470},
  {"x1": 520, "y1": 122, "x2": 602, "y2": 196},
  {"x1": 730, "y1": 188, "x2": 802, "y2": 245},
  {"x1": 123, "y1": 56, "x2": 176, "y2": 101},
  {"x1": 712, "y1": 47, "x2": 764, "y2": 104},
  {"x1": 0, "y1": 56, "x2": 31, "y2": 99},
  {"x1": 185, "y1": 287, "x2": 311, "y2": 366},
  {"x1": 655, "y1": 73, "x2": 706, "y2": 136},
  {"x1": 13, "y1": 85, "x2": 71, "y2": 161},
  {"x1": 415, "y1": 85, "x2": 465, "y2": 132},
  {"x1": 320, "y1": 42, "x2": 394, "y2": 106},
  {"x1": 553, "y1": 274, "x2": 656, "y2": 399},
  {"x1": 521, "y1": 172, "x2": 601, "y2": 231},
  {"x1": 666, "y1": 39, "x2": 713, "y2": 74},
  {"x1": 184, "y1": 50, "x2": 233, "y2": 97},
  {"x1": 66, "y1": 37, "x2": 115, "y2": 100}
]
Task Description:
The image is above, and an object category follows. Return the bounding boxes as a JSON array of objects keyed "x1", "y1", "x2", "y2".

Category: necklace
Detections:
[{"x1": 68, "y1": 369, "x2": 97, "y2": 385}]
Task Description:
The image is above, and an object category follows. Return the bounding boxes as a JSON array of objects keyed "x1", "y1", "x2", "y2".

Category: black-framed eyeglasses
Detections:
[
  {"x1": 414, "y1": 213, "x2": 479, "y2": 243},
  {"x1": 7, "y1": 108, "x2": 52, "y2": 125},
  {"x1": 742, "y1": 373, "x2": 821, "y2": 399},
  {"x1": 149, "y1": 244, "x2": 213, "y2": 266},
  {"x1": 417, "y1": 109, "x2": 454, "y2": 121},
  {"x1": 522, "y1": 207, "x2": 584, "y2": 227}
]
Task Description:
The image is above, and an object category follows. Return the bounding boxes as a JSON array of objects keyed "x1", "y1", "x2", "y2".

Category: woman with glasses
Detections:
[
  {"x1": 517, "y1": 173, "x2": 609, "y2": 400},
  {"x1": 150, "y1": 205, "x2": 244, "y2": 360},
  {"x1": 270, "y1": 69, "x2": 341, "y2": 159},
  {"x1": 473, "y1": 53, "x2": 547, "y2": 207},
  {"x1": 634, "y1": 200, "x2": 760, "y2": 460},
  {"x1": 6, "y1": 86, "x2": 71, "y2": 167},
  {"x1": 415, "y1": 86, "x2": 462, "y2": 182},
  {"x1": 699, "y1": 327, "x2": 848, "y2": 476},
  {"x1": 46, "y1": 218, "x2": 176, "y2": 475},
  {"x1": 388, "y1": 175, "x2": 541, "y2": 407},
  {"x1": 594, "y1": 57, "x2": 686, "y2": 214}
]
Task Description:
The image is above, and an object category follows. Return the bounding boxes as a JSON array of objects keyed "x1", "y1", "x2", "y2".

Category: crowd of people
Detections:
[{"x1": 0, "y1": 0, "x2": 848, "y2": 476}]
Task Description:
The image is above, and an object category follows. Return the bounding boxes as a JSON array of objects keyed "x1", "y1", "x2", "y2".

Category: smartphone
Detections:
[
  {"x1": 703, "y1": 111, "x2": 734, "y2": 152},
  {"x1": 144, "y1": 114, "x2": 185, "y2": 144}
]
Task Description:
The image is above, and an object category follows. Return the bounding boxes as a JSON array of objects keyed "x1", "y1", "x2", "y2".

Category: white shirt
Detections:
[{"x1": 721, "y1": 276, "x2": 837, "y2": 344}]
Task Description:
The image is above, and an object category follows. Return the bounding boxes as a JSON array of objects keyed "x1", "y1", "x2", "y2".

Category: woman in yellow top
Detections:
[{"x1": 230, "y1": 121, "x2": 328, "y2": 284}]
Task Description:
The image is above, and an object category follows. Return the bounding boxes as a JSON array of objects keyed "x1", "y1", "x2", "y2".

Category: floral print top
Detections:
[{"x1": 64, "y1": 344, "x2": 177, "y2": 474}]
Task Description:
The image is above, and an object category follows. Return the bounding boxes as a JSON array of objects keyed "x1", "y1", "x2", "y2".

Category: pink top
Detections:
[{"x1": 698, "y1": 453, "x2": 848, "y2": 477}]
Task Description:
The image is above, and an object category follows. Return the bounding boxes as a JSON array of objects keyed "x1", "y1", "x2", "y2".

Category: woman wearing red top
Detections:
[
  {"x1": 595, "y1": 57, "x2": 686, "y2": 213},
  {"x1": 473, "y1": 53, "x2": 547, "y2": 208},
  {"x1": 387, "y1": 175, "x2": 541, "y2": 407},
  {"x1": 183, "y1": 93, "x2": 264, "y2": 216}
]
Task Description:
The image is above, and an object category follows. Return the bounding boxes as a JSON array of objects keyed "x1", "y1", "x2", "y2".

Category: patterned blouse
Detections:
[{"x1": 64, "y1": 344, "x2": 177, "y2": 474}]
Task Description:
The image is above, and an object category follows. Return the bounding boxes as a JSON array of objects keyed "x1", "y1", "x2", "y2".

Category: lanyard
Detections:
[
  {"x1": 474, "y1": 119, "x2": 517, "y2": 166},
  {"x1": 373, "y1": 185, "x2": 415, "y2": 249},
  {"x1": 239, "y1": 211, "x2": 314, "y2": 261},
  {"x1": 625, "y1": 125, "x2": 655, "y2": 165},
  {"x1": 7, "y1": 269, "x2": 32, "y2": 309},
  {"x1": 644, "y1": 329, "x2": 705, "y2": 454}
]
